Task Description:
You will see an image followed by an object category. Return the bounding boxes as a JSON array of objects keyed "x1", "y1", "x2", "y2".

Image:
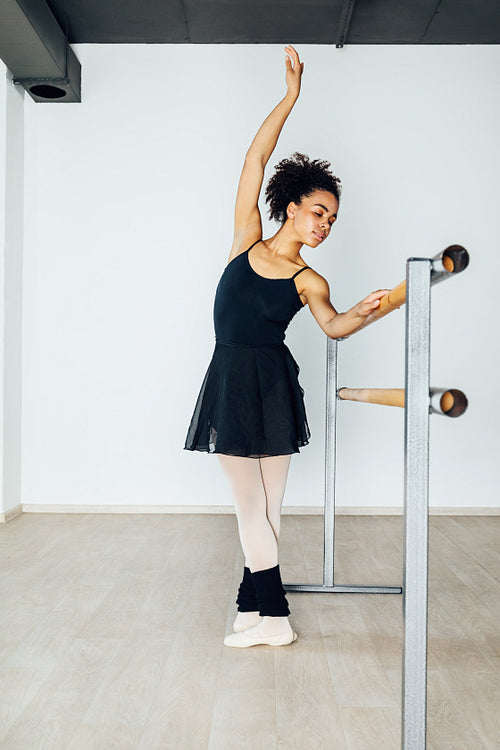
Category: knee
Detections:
[
  {"x1": 235, "y1": 496, "x2": 267, "y2": 525},
  {"x1": 267, "y1": 510, "x2": 281, "y2": 536}
]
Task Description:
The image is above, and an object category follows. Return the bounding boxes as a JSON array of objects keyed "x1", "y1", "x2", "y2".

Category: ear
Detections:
[{"x1": 286, "y1": 201, "x2": 297, "y2": 220}]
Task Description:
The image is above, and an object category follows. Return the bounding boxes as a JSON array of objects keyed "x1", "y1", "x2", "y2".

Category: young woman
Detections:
[{"x1": 184, "y1": 46, "x2": 389, "y2": 648}]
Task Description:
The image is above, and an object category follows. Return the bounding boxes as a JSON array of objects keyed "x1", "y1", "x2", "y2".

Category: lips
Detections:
[{"x1": 313, "y1": 232, "x2": 324, "y2": 241}]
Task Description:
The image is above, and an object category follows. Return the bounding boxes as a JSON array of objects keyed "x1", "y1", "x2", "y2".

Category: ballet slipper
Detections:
[
  {"x1": 233, "y1": 611, "x2": 263, "y2": 632},
  {"x1": 224, "y1": 624, "x2": 298, "y2": 648}
]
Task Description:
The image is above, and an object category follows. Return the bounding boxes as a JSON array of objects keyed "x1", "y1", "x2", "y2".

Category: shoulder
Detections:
[{"x1": 296, "y1": 267, "x2": 330, "y2": 296}]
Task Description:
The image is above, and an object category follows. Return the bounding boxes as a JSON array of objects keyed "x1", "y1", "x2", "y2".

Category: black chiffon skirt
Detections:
[{"x1": 184, "y1": 341, "x2": 310, "y2": 458}]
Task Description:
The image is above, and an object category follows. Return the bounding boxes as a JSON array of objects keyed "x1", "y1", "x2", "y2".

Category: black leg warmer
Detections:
[
  {"x1": 251, "y1": 565, "x2": 290, "y2": 617},
  {"x1": 236, "y1": 566, "x2": 259, "y2": 612}
]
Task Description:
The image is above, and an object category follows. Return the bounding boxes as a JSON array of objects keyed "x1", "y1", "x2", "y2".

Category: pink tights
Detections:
[{"x1": 218, "y1": 454, "x2": 292, "y2": 572}]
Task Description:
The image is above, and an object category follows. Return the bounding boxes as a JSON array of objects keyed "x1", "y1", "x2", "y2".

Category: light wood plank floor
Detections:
[{"x1": 0, "y1": 513, "x2": 498, "y2": 749}]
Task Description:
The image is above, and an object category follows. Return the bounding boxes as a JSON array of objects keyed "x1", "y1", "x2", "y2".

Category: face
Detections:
[{"x1": 287, "y1": 190, "x2": 339, "y2": 247}]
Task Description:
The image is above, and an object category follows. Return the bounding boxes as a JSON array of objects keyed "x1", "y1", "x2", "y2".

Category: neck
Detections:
[{"x1": 264, "y1": 222, "x2": 303, "y2": 260}]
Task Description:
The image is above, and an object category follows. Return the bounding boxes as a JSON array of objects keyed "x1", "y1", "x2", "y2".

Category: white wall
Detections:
[
  {"x1": 1, "y1": 68, "x2": 24, "y2": 517},
  {"x1": 20, "y1": 44, "x2": 500, "y2": 510}
]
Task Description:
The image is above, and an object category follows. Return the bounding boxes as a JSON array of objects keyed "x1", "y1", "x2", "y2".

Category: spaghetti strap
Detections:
[
  {"x1": 246, "y1": 239, "x2": 261, "y2": 253},
  {"x1": 292, "y1": 266, "x2": 310, "y2": 279},
  {"x1": 184, "y1": 233, "x2": 311, "y2": 457}
]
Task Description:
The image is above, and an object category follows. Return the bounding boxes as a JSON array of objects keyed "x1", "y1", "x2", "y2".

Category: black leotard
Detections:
[
  {"x1": 214, "y1": 240, "x2": 309, "y2": 347},
  {"x1": 184, "y1": 240, "x2": 311, "y2": 458}
]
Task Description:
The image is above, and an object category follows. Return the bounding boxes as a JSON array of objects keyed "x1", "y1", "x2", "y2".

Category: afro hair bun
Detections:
[{"x1": 265, "y1": 152, "x2": 342, "y2": 225}]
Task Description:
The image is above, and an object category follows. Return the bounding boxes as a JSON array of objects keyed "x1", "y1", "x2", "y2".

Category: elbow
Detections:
[
  {"x1": 324, "y1": 313, "x2": 340, "y2": 339},
  {"x1": 324, "y1": 313, "x2": 350, "y2": 341},
  {"x1": 329, "y1": 333, "x2": 349, "y2": 341},
  {"x1": 327, "y1": 331, "x2": 347, "y2": 341}
]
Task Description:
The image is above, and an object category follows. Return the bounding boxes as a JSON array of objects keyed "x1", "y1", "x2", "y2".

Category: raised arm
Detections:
[{"x1": 228, "y1": 45, "x2": 304, "y2": 262}]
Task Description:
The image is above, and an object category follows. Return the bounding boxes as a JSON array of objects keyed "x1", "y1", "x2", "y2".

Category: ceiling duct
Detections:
[{"x1": 0, "y1": 0, "x2": 80, "y2": 102}]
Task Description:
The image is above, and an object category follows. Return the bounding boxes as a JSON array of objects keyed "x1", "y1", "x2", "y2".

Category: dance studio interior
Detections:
[{"x1": 0, "y1": 1, "x2": 499, "y2": 748}]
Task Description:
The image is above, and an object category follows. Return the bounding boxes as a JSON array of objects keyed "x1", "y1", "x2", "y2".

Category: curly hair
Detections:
[{"x1": 265, "y1": 152, "x2": 342, "y2": 225}]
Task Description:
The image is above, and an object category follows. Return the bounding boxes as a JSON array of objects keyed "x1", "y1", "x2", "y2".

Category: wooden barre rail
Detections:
[
  {"x1": 357, "y1": 245, "x2": 469, "y2": 331},
  {"x1": 337, "y1": 387, "x2": 468, "y2": 417},
  {"x1": 338, "y1": 387, "x2": 405, "y2": 408}
]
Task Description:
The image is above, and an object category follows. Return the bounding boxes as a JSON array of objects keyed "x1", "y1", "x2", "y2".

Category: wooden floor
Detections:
[{"x1": 0, "y1": 513, "x2": 498, "y2": 750}]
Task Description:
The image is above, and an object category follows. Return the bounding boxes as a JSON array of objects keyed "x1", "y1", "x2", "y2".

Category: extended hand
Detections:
[
  {"x1": 285, "y1": 45, "x2": 304, "y2": 99},
  {"x1": 355, "y1": 289, "x2": 391, "y2": 318}
]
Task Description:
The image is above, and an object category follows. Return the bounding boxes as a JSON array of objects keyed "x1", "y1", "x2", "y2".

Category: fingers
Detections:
[
  {"x1": 356, "y1": 288, "x2": 392, "y2": 317},
  {"x1": 365, "y1": 290, "x2": 391, "y2": 310},
  {"x1": 284, "y1": 44, "x2": 301, "y2": 70},
  {"x1": 369, "y1": 289, "x2": 391, "y2": 300}
]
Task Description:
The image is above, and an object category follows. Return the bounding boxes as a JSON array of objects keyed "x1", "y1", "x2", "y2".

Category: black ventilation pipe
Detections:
[{"x1": 0, "y1": 0, "x2": 81, "y2": 102}]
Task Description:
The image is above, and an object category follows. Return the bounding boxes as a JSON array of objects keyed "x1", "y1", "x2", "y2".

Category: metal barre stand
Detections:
[{"x1": 284, "y1": 248, "x2": 469, "y2": 750}]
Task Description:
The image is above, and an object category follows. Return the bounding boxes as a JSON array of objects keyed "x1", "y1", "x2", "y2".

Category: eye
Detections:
[{"x1": 314, "y1": 211, "x2": 322, "y2": 217}]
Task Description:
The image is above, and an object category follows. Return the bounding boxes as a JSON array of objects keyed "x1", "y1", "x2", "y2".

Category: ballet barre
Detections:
[
  {"x1": 284, "y1": 245, "x2": 470, "y2": 750},
  {"x1": 357, "y1": 243, "x2": 469, "y2": 331},
  {"x1": 338, "y1": 387, "x2": 468, "y2": 417}
]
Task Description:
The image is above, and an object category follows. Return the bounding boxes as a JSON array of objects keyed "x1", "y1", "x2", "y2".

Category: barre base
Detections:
[{"x1": 285, "y1": 583, "x2": 402, "y2": 594}]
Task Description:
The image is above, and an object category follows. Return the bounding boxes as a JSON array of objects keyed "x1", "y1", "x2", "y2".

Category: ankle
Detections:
[
  {"x1": 251, "y1": 565, "x2": 290, "y2": 618},
  {"x1": 235, "y1": 610, "x2": 260, "y2": 620},
  {"x1": 233, "y1": 611, "x2": 262, "y2": 632},
  {"x1": 254, "y1": 615, "x2": 292, "y2": 635}
]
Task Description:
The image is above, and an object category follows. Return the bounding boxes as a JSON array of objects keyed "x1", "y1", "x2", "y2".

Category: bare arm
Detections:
[
  {"x1": 228, "y1": 45, "x2": 304, "y2": 262},
  {"x1": 301, "y1": 272, "x2": 391, "y2": 339}
]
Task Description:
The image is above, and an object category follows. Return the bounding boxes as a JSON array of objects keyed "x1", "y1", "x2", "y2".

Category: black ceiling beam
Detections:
[
  {"x1": 37, "y1": 0, "x2": 500, "y2": 45},
  {"x1": 0, "y1": 0, "x2": 81, "y2": 102}
]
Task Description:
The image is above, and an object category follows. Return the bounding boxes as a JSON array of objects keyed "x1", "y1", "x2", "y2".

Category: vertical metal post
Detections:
[
  {"x1": 402, "y1": 259, "x2": 431, "y2": 750},
  {"x1": 286, "y1": 334, "x2": 399, "y2": 596},
  {"x1": 323, "y1": 337, "x2": 338, "y2": 587}
]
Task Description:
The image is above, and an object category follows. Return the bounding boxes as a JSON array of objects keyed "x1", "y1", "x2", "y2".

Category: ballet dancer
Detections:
[{"x1": 185, "y1": 45, "x2": 389, "y2": 647}]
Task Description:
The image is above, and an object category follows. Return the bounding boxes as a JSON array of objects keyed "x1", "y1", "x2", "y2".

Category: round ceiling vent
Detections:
[{"x1": 29, "y1": 84, "x2": 67, "y2": 99}]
